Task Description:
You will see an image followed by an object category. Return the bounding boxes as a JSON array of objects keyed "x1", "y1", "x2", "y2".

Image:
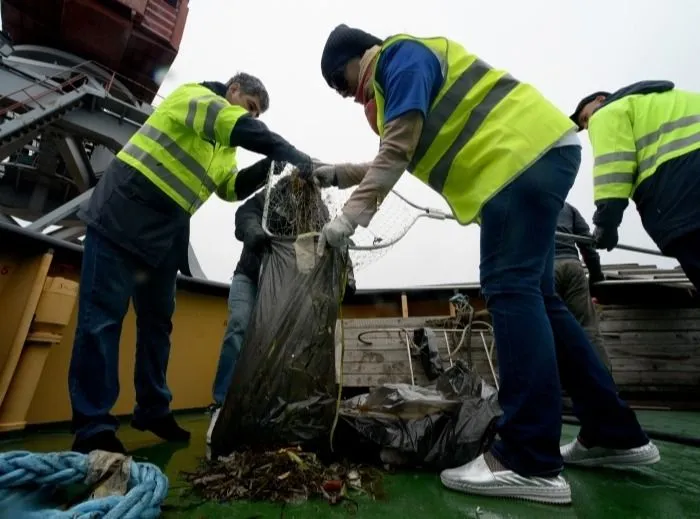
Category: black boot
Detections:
[
  {"x1": 131, "y1": 413, "x2": 191, "y2": 442},
  {"x1": 72, "y1": 430, "x2": 126, "y2": 454}
]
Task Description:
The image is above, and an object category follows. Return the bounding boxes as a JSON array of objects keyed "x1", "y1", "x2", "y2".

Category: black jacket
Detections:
[
  {"x1": 555, "y1": 202, "x2": 603, "y2": 279},
  {"x1": 591, "y1": 80, "x2": 700, "y2": 249},
  {"x1": 233, "y1": 191, "x2": 356, "y2": 295},
  {"x1": 78, "y1": 80, "x2": 308, "y2": 272}
]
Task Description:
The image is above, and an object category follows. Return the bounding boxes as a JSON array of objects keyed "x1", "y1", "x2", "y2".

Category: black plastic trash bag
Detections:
[
  {"x1": 211, "y1": 237, "x2": 347, "y2": 458},
  {"x1": 337, "y1": 361, "x2": 501, "y2": 471},
  {"x1": 414, "y1": 327, "x2": 444, "y2": 380}
]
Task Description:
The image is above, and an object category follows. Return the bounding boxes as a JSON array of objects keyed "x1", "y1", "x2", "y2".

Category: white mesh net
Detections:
[{"x1": 262, "y1": 162, "x2": 440, "y2": 272}]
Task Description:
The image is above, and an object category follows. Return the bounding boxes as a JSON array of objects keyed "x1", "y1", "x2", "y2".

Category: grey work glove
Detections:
[
  {"x1": 313, "y1": 164, "x2": 338, "y2": 188},
  {"x1": 316, "y1": 213, "x2": 356, "y2": 257}
]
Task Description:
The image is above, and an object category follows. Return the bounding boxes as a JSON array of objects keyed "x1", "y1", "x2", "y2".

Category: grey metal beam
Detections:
[
  {"x1": 0, "y1": 129, "x2": 42, "y2": 162},
  {"x1": 0, "y1": 213, "x2": 18, "y2": 225},
  {"x1": 27, "y1": 182, "x2": 49, "y2": 214},
  {"x1": 58, "y1": 109, "x2": 140, "y2": 151},
  {"x1": 187, "y1": 243, "x2": 208, "y2": 280},
  {"x1": 89, "y1": 145, "x2": 116, "y2": 176},
  {"x1": 57, "y1": 135, "x2": 93, "y2": 191},
  {"x1": 47, "y1": 225, "x2": 86, "y2": 242},
  {"x1": 26, "y1": 187, "x2": 93, "y2": 231}
]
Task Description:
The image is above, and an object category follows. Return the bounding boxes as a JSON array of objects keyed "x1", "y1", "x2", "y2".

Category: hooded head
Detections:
[
  {"x1": 570, "y1": 91, "x2": 610, "y2": 131},
  {"x1": 320, "y1": 24, "x2": 382, "y2": 98}
]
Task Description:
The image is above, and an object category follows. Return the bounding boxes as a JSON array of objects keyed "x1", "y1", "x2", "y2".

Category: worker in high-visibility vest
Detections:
[
  {"x1": 570, "y1": 81, "x2": 700, "y2": 291},
  {"x1": 314, "y1": 24, "x2": 659, "y2": 505},
  {"x1": 69, "y1": 72, "x2": 315, "y2": 455}
]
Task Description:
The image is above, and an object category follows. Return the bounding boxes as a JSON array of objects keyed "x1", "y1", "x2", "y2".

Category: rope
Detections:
[
  {"x1": 329, "y1": 257, "x2": 349, "y2": 452},
  {"x1": 0, "y1": 451, "x2": 169, "y2": 518}
]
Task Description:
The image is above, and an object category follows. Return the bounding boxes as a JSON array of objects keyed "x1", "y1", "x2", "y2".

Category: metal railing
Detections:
[{"x1": 0, "y1": 57, "x2": 167, "y2": 119}]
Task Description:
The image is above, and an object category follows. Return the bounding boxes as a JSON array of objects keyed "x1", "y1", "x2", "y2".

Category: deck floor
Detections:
[{"x1": 2, "y1": 410, "x2": 700, "y2": 518}]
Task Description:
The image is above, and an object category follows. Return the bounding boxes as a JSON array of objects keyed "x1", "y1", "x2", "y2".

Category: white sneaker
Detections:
[
  {"x1": 561, "y1": 438, "x2": 660, "y2": 468},
  {"x1": 206, "y1": 406, "x2": 221, "y2": 450},
  {"x1": 440, "y1": 454, "x2": 572, "y2": 505}
]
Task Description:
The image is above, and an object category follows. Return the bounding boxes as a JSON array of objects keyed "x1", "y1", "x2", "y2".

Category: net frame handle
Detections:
[{"x1": 261, "y1": 161, "x2": 664, "y2": 258}]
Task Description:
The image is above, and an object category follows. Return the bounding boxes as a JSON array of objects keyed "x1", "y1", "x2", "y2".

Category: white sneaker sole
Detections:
[
  {"x1": 565, "y1": 449, "x2": 660, "y2": 468},
  {"x1": 440, "y1": 476, "x2": 572, "y2": 505}
]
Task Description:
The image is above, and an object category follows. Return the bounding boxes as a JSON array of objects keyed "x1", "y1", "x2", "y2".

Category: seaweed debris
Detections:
[{"x1": 182, "y1": 446, "x2": 385, "y2": 506}]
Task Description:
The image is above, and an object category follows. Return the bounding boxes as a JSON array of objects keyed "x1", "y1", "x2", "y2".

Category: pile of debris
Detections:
[{"x1": 182, "y1": 446, "x2": 385, "y2": 506}]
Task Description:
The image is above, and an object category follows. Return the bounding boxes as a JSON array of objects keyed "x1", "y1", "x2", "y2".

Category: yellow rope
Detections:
[{"x1": 329, "y1": 257, "x2": 348, "y2": 453}]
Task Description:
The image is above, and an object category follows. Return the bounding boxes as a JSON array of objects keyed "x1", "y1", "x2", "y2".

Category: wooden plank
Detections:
[
  {"x1": 599, "y1": 320, "x2": 700, "y2": 332},
  {"x1": 344, "y1": 373, "x2": 430, "y2": 387},
  {"x1": 614, "y1": 371, "x2": 700, "y2": 385},
  {"x1": 600, "y1": 308, "x2": 700, "y2": 321},
  {"x1": 605, "y1": 344, "x2": 700, "y2": 356},
  {"x1": 341, "y1": 316, "x2": 448, "y2": 329},
  {"x1": 600, "y1": 331, "x2": 700, "y2": 343},
  {"x1": 401, "y1": 293, "x2": 409, "y2": 318}
]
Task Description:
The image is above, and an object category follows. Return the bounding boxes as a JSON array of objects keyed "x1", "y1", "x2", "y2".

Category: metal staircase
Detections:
[{"x1": 0, "y1": 40, "x2": 208, "y2": 279}]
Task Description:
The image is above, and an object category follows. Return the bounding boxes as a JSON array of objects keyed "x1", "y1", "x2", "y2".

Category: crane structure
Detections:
[{"x1": 0, "y1": 0, "x2": 207, "y2": 277}]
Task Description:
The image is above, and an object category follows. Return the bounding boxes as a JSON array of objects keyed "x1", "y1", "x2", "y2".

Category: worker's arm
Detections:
[
  {"x1": 177, "y1": 86, "x2": 312, "y2": 169},
  {"x1": 234, "y1": 191, "x2": 265, "y2": 244},
  {"x1": 571, "y1": 205, "x2": 604, "y2": 281},
  {"x1": 342, "y1": 41, "x2": 441, "y2": 226},
  {"x1": 229, "y1": 116, "x2": 311, "y2": 169},
  {"x1": 589, "y1": 101, "x2": 637, "y2": 231}
]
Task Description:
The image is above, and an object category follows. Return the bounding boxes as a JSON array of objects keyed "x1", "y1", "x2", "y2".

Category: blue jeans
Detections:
[
  {"x1": 480, "y1": 145, "x2": 649, "y2": 477},
  {"x1": 69, "y1": 227, "x2": 177, "y2": 441},
  {"x1": 212, "y1": 272, "x2": 258, "y2": 405}
]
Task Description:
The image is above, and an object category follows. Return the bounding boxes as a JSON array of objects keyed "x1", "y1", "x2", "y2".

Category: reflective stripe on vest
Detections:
[
  {"x1": 121, "y1": 123, "x2": 217, "y2": 211},
  {"x1": 185, "y1": 95, "x2": 228, "y2": 143},
  {"x1": 409, "y1": 58, "x2": 519, "y2": 193}
]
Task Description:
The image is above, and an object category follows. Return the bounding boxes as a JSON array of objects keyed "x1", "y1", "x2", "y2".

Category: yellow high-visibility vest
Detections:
[
  {"x1": 589, "y1": 89, "x2": 700, "y2": 202},
  {"x1": 117, "y1": 83, "x2": 248, "y2": 214},
  {"x1": 373, "y1": 34, "x2": 576, "y2": 224}
]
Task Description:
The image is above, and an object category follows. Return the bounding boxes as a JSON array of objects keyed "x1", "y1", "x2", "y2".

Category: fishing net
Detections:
[{"x1": 262, "y1": 163, "x2": 436, "y2": 271}]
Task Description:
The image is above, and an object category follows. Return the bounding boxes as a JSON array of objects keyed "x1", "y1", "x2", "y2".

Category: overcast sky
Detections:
[{"x1": 125, "y1": 1, "x2": 700, "y2": 287}]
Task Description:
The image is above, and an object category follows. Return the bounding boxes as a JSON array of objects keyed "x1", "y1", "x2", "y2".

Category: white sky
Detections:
[{"x1": 51, "y1": 1, "x2": 700, "y2": 288}]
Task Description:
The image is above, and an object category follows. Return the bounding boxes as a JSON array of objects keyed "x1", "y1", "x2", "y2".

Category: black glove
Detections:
[
  {"x1": 593, "y1": 226, "x2": 618, "y2": 251},
  {"x1": 295, "y1": 155, "x2": 314, "y2": 181},
  {"x1": 272, "y1": 161, "x2": 286, "y2": 176},
  {"x1": 342, "y1": 278, "x2": 357, "y2": 302},
  {"x1": 243, "y1": 227, "x2": 269, "y2": 253}
]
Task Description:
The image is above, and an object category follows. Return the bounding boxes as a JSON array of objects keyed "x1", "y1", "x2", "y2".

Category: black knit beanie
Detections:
[{"x1": 321, "y1": 24, "x2": 383, "y2": 88}]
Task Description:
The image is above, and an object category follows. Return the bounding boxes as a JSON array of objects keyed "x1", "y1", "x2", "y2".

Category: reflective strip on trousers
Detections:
[
  {"x1": 185, "y1": 95, "x2": 228, "y2": 142},
  {"x1": 408, "y1": 58, "x2": 520, "y2": 192}
]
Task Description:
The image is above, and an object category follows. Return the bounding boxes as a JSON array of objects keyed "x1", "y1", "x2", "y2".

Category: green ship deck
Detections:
[{"x1": 2, "y1": 410, "x2": 700, "y2": 518}]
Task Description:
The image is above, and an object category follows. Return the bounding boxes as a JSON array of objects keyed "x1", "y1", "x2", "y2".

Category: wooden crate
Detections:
[{"x1": 335, "y1": 317, "x2": 497, "y2": 388}]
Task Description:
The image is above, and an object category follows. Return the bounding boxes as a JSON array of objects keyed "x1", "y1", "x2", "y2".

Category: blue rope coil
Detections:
[{"x1": 0, "y1": 450, "x2": 169, "y2": 518}]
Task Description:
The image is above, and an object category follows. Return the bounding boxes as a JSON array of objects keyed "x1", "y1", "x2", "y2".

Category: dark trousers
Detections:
[
  {"x1": 480, "y1": 145, "x2": 648, "y2": 477},
  {"x1": 69, "y1": 226, "x2": 178, "y2": 441},
  {"x1": 663, "y1": 228, "x2": 700, "y2": 292},
  {"x1": 554, "y1": 258, "x2": 611, "y2": 371}
]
